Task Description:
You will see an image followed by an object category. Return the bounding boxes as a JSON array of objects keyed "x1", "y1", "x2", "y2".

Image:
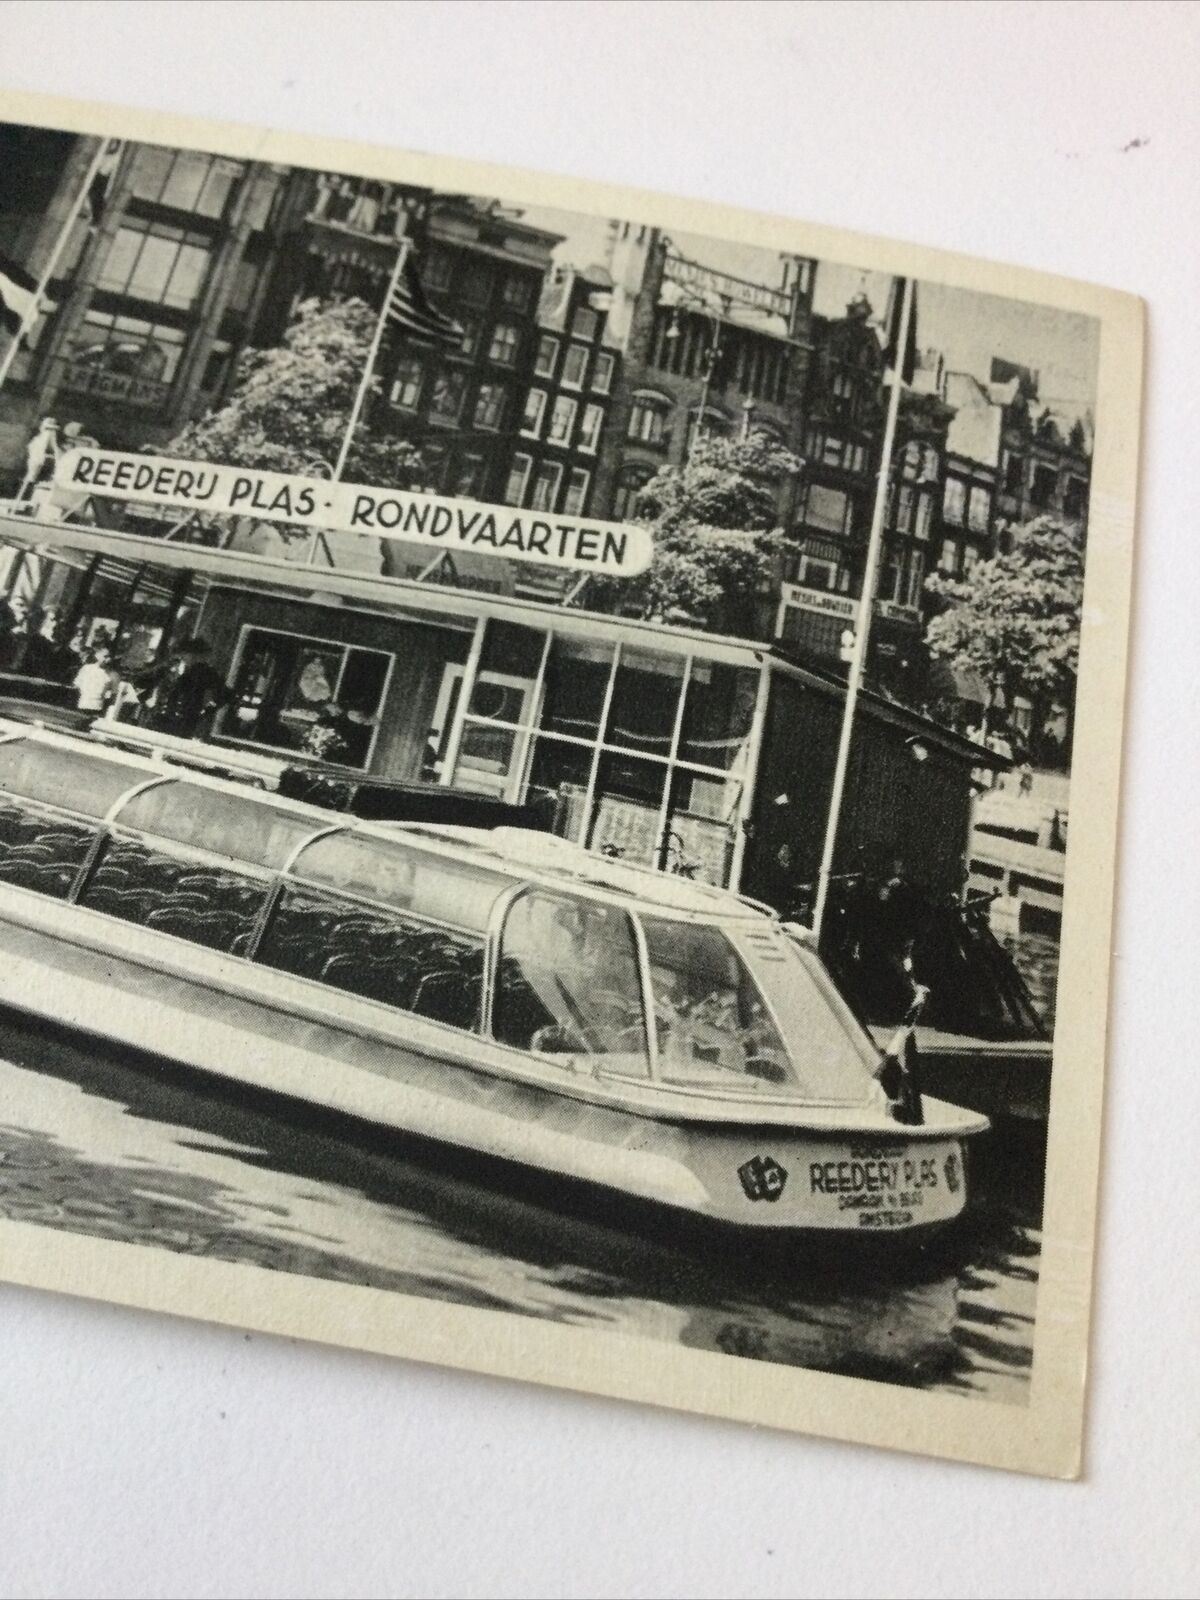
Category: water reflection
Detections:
[{"x1": 0, "y1": 1014, "x2": 1041, "y2": 1405}]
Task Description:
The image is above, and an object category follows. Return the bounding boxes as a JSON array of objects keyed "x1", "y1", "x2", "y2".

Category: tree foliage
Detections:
[
  {"x1": 924, "y1": 515, "x2": 1084, "y2": 717},
  {"x1": 165, "y1": 298, "x2": 424, "y2": 497},
  {"x1": 589, "y1": 432, "x2": 800, "y2": 634}
]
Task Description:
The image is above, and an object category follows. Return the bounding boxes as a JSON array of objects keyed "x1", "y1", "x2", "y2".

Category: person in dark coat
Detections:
[{"x1": 136, "y1": 638, "x2": 229, "y2": 739}]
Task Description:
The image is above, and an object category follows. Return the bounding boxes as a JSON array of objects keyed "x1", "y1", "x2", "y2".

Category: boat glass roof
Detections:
[
  {"x1": 116, "y1": 780, "x2": 326, "y2": 870},
  {"x1": 0, "y1": 736, "x2": 157, "y2": 820},
  {"x1": 289, "y1": 829, "x2": 512, "y2": 933}
]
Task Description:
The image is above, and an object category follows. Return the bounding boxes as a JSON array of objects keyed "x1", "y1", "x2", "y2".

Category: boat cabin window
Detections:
[
  {"x1": 492, "y1": 889, "x2": 650, "y2": 1076},
  {"x1": 639, "y1": 916, "x2": 796, "y2": 1092},
  {"x1": 0, "y1": 794, "x2": 97, "y2": 900},
  {"x1": 288, "y1": 831, "x2": 508, "y2": 934},
  {"x1": 78, "y1": 835, "x2": 270, "y2": 955},
  {"x1": 0, "y1": 739, "x2": 150, "y2": 819},
  {"x1": 114, "y1": 781, "x2": 321, "y2": 870},
  {"x1": 256, "y1": 883, "x2": 483, "y2": 1031}
]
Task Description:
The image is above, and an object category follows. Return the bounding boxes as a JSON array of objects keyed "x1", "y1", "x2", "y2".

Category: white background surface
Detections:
[{"x1": 1, "y1": 5, "x2": 1197, "y2": 1597}]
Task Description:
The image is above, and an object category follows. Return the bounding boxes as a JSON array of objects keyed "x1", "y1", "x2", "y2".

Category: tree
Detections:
[
  {"x1": 588, "y1": 431, "x2": 800, "y2": 635},
  {"x1": 924, "y1": 514, "x2": 1085, "y2": 737},
  {"x1": 164, "y1": 298, "x2": 424, "y2": 524}
]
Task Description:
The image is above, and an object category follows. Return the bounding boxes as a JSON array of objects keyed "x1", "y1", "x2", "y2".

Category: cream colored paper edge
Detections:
[{"x1": 0, "y1": 86, "x2": 1144, "y2": 1479}]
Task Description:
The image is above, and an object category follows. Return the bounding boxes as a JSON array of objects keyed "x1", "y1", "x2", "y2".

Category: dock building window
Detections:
[
  {"x1": 445, "y1": 623, "x2": 760, "y2": 887},
  {"x1": 130, "y1": 149, "x2": 243, "y2": 219},
  {"x1": 221, "y1": 626, "x2": 392, "y2": 767}
]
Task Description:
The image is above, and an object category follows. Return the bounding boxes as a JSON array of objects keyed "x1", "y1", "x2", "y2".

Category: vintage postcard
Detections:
[{"x1": 0, "y1": 88, "x2": 1141, "y2": 1477}]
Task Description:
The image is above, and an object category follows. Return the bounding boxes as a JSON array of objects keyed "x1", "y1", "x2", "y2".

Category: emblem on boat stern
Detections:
[{"x1": 738, "y1": 1155, "x2": 788, "y2": 1202}]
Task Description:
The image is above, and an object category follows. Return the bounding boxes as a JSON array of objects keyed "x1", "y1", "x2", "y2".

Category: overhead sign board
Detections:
[
  {"x1": 52, "y1": 449, "x2": 653, "y2": 578},
  {"x1": 663, "y1": 253, "x2": 791, "y2": 319}
]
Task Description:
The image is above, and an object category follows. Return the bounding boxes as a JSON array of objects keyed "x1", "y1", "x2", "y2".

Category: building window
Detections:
[
  {"x1": 561, "y1": 343, "x2": 589, "y2": 390},
  {"x1": 821, "y1": 433, "x2": 845, "y2": 467},
  {"x1": 504, "y1": 454, "x2": 533, "y2": 506},
  {"x1": 520, "y1": 388, "x2": 547, "y2": 438},
  {"x1": 943, "y1": 476, "x2": 966, "y2": 525},
  {"x1": 895, "y1": 483, "x2": 915, "y2": 533},
  {"x1": 1031, "y1": 464, "x2": 1057, "y2": 507},
  {"x1": 130, "y1": 148, "x2": 243, "y2": 219},
  {"x1": 453, "y1": 316, "x2": 480, "y2": 359},
  {"x1": 940, "y1": 538, "x2": 959, "y2": 574},
  {"x1": 474, "y1": 382, "x2": 507, "y2": 431},
  {"x1": 968, "y1": 485, "x2": 992, "y2": 533},
  {"x1": 628, "y1": 394, "x2": 669, "y2": 445},
  {"x1": 423, "y1": 247, "x2": 453, "y2": 292},
  {"x1": 389, "y1": 356, "x2": 423, "y2": 410},
  {"x1": 796, "y1": 552, "x2": 839, "y2": 592},
  {"x1": 452, "y1": 455, "x2": 485, "y2": 498},
  {"x1": 530, "y1": 461, "x2": 563, "y2": 512},
  {"x1": 534, "y1": 334, "x2": 558, "y2": 378},
  {"x1": 1003, "y1": 451, "x2": 1024, "y2": 495},
  {"x1": 962, "y1": 546, "x2": 978, "y2": 575},
  {"x1": 502, "y1": 273, "x2": 534, "y2": 311},
  {"x1": 1064, "y1": 476, "x2": 1087, "y2": 519},
  {"x1": 578, "y1": 402, "x2": 604, "y2": 455},
  {"x1": 488, "y1": 322, "x2": 521, "y2": 366},
  {"x1": 907, "y1": 549, "x2": 925, "y2": 608},
  {"x1": 97, "y1": 219, "x2": 212, "y2": 311},
  {"x1": 429, "y1": 367, "x2": 467, "y2": 425},
  {"x1": 612, "y1": 467, "x2": 652, "y2": 520},
  {"x1": 803, "y1": 483, "x2": 852, "y2": 536},
  {"x1": 571, "y1": 306, "x2": 599, "y2": 341},
  {"x1": 65, "y1": 310, "x2": 188, "y2": 395},
  {"x1": 592, "y1": 351, "x2": 615, "y2": 394},
  {"x1": 562, "y1": 467, "x2": 591, "y2": 516},
  {"x1": 914, "y1": 492, "x2": 932, "y2": 540},
  {"x1": 547, "y1": 395, "x2": 577, "y2": 446},
  {"x1": 461, "y1": 262, "x2": 492, "y2": 307}
]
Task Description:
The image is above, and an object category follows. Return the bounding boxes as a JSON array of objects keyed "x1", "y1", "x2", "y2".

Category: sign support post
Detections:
[{"x1": 812, "y1": 274, "x2": 914, "y2": 944}]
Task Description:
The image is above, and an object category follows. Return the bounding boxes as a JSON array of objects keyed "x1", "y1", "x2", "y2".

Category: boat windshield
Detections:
[
  {"x1": 492, "y1": 888, "x2": 651, "y2": 1076},
  {"x1": 640, "y1": 917, "x2": 877, "y2": 1102}
]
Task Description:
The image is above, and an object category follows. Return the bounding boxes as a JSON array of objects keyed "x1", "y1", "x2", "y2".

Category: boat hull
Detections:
[{"x1": 0, "y1": 899, "x2": 975, "y2": 1243}]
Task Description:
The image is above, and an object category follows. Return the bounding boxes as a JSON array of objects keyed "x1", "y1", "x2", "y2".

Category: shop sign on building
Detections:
[{"x1": 53, "y1": 449, "x2": 653, "y2": 576}]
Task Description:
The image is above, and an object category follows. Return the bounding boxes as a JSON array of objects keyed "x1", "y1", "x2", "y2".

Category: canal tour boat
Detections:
[{"x1": 0, "y1": 718, "x2": 987, "y2": 1246}]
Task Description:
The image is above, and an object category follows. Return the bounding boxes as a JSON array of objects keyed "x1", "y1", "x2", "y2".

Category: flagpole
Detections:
[
  {"x1": 0, "y1": 137, "x2": 120, "y2": 395},
  {"x1": 330, "y1": 235, "x2": 411, "y2": 483},
  {"x1": 811, "y1": 274, "x2": 915, "y2": 944}
]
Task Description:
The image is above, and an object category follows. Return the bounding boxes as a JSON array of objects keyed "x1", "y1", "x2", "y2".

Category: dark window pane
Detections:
[
  {"x1": 539, "y1": 639, "x2": 612, "y2": 741},
  {"x1": 80, "y1": 836, "x2": 268, "y2": 954},
  {"x1": 0, "y1": 797, "x2": 96, "y2": 899},
  {"x1": 493, "y1": 889, "x2": 649, "y2": 1074},
  {"x1": 478, "y1": 620, "x2": 545, "y2": 681},
  {"x1": 604, "y1": 649, "x2": 684, "y2": 755},
  {"x1": 258, "y1": 885, "x2": 482, "y2": 1030},
  {"x1": 525, "y1": 738, "x2": 592, "y2": 843},
  {"x1": 679, "y1": 663, "x2": 759, "y2": 770},
  {"x1": 587, "y1": 754, "x2": 667, "y2": 866}
]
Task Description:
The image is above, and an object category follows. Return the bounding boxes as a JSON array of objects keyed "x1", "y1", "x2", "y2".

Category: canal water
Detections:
[{"x1": 0, "y1": 938, "x2": 1054, "y2": 1407}]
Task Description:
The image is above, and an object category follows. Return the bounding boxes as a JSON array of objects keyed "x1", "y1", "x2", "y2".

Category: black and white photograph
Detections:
[{"x1": 0, "y1": 83, "x2": 1139, "y2": 1483}]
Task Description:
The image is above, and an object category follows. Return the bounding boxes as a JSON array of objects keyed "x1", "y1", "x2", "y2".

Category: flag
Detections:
[
  {"x1": 385, "y1": 252, "x2": 462, "y2": 347},
  {"x1": 0, "y1": 252, "x2": 55, "y2": 341},
  {"x1": 883, "y1": 275, "x2": 919, "y2": 386}
]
